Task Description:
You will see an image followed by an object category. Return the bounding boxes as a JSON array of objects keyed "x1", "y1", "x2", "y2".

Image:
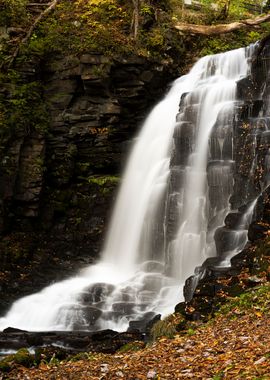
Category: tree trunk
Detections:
[
  {"x1": 222, "y1": 0, "x2": 231, "y2": 19},
  {"x1": 174, "y1": 12, "x2": 270, "y2": 35},
  {"x1": 131, "y1": 0, "x2": 140, "y2": 38}
]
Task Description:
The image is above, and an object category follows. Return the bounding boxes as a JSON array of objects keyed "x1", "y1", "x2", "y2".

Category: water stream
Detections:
[{"x1": 0, "y1": 46, "x2": 259, "y2": 332}]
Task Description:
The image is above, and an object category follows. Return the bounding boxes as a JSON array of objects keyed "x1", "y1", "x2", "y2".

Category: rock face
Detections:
[
  {"x1": 0, "y1": 53, "x2": 177, "y2": 314},
  {"x1": 180, "y1": 38, "x2": 270, "y2": 318}
]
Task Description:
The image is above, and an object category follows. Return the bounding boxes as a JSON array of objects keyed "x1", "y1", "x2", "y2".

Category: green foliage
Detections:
[
  {"x1": 87, "y1": 175, "x2": 120, "y2": 186},
  {"x1": 0, "y1": 0, "x2": 29, "y2": 26},
  {"x1": 179, "y1": 0, "x2": 266, "y2": 25},
  {"x1": 0, "y1": 72, "x2": 49, "y2": 144},
  {"x1": 150, "y1": 315, "x2": 178, "y2": 341},
  {"x1": 118, "y1": 341, "x2": 145, "y2": 353},
  {"x1": 200, "y1": 24, "x2": 270, "y2": 57},
  {"x1": 0, "y1": 0, "x2": 182, "y2": 61},
  {"x1": 143, "y1": 27, "x2": 165, "y2": 50},
  {"x1": 187, "y1": 327, "x2": 196, "y2": 336},
  {"x1": 2, "y1": 0, "x2": 267, "y2": 66},
  {"x1": 0, "y1": 348, "x2": 35, "y2": 373},
  {"x1": 13, "y1": 348, "x2": 34, "y2": 367},
  {"x1": 0, "y1": 359, "x2": 11, "y2": 372},
  {"x1": 20, "y1": 0, "x2": 134, "y2": 57},
  {"x1": 140, "y1": 4, "x2": 153, "y2": 16},
  {"x1": 212, "y1": 372, "x2": 225, "y2": 380},
  {"x1": 198, "y1": 0, "x2": 264, "y2": 21},
  {"x1": 217, "y1": 283, "x2": 270, "y2": 318}
]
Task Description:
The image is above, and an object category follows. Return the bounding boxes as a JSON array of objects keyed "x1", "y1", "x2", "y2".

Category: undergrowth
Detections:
[
  {"x1": 1, "y1": 0, "x2": 269, "y2": 67},
  {"x1": 0, "y1": 70, "x2": 49, "y2": 157},
  {"x1": 216, "y1": 283, "x2": 270, "y2": 318}
]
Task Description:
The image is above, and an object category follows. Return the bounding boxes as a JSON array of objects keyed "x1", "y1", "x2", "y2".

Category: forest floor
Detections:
[{"x1": 2, "y1": 284, "x2": 270, "y2": 380}]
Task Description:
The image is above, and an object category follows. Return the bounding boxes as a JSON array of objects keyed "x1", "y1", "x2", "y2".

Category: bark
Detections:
[
  {"x1": 131, "y1": 0, "x2": 140, "y2": 38},
  {"x1": 221, "y1": 0, "x2": 231, "y2": 20},
  {"x1": 174, "y1": 12, "x2": 270, "y2": 36},
  {"x1": 8, "y1": 0, "x2": 59, "y2": 68}
]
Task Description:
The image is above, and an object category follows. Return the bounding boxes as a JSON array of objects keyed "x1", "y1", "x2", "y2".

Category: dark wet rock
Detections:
[
  {"x1": 84, "y1": 306, "x2": 103, "y2": 326},
  {"x1": 183, "y1": 274, "x2": 201, "y2": 303},
  {"x1": 224, "y1": 212, "x2": 243, "y2": 229},
  {"x1": 0, "y1": 329, "x2": 144, "y2": 355},
  {"x1": 26, "y1": 333, "x2": 44, "y2": 347},
  {"x1": 145, "y1": 314, "x2": 161, "y2": 338},
  {"x1": 215, "y1": 227, "x2": 245, "y2": 255},
  {"x1": 248, "y1": 221, "x2": 269, "y2": 241},
  {"x1": 3, "y1": 327, "x2": 27, "y2": 333},
  {"x1": 91, "y1": 329, "x2": 117, "y2": 341},
  {"x1": 127, "y1": 312, "x2": 158, "y2": 334},
  {"x1": 112, "y1": 302, "x2": 135, "y2": 314},
  {"x1": 80, "y1": 283, "x2": 115, "y2": 304}
]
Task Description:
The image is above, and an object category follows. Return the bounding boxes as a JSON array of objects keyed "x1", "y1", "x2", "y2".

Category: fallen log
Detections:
[{"x1": 174, "y1": 12, "x2": 270, "y2": 35}]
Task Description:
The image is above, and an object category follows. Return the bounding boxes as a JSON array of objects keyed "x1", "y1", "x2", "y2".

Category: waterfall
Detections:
[{"x1": 0, "y1": 46, "x2": 256, "y2": 332}]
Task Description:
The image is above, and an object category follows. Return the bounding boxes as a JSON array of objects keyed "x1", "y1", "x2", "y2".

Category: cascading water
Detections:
[{"x1": 0, "y1": 46, "x2": 257, "y2": 332}]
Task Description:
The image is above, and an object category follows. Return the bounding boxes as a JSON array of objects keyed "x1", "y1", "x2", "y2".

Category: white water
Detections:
[{"x1": 0, "y1": 47, "x2": 256, "y2": 332}]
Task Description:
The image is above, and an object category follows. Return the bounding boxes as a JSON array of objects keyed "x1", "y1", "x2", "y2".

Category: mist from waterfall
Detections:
[{"x1": 0, "y1": 46, "x2": 256, "y2": 332}]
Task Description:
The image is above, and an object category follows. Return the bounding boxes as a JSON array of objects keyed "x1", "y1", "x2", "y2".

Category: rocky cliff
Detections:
[
  {"x1": 0, "y1": 53, "x2": 177, "y2": 314},
  {"x1": 179, "y1": 37, "x2": 270, "y2": 320}
]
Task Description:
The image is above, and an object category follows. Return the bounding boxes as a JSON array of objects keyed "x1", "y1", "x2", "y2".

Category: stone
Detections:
[
  {"x1": 45, "y1": 56, "x2": 80, "y2": 73},
  {"x1": 215, "y1": 227, "x2": 246, "y2": 255},
  {"x1": 3, "y1": 327, "x2": 27, "y2": 333},
  {"x1": 112, "y1": 302, "x2": 135, "y2": 314},
  {"x1": 224, "y1": 212, "x2": 243, "y2": 229},
  {"x1": 26, "y1": 333, "x2": 44, "y2": 346},
  {"x1": 0, "y1": 329, "x2": 144, "y2": 355},
  {"x1": 236, "y1": 76, "x2": 254, "y2": 101},
  {"x1": 100, "y1": 101, "x2": 121, "y2": 114},
  {"x1": 248, "y1": 221, "x2": 269, "y2": 241},
  {"x1": 83, "y1": 306, "x2": 103, "y2": 326},
  {"x1": 81, "y1": 283, "x2": 115, "y2": 304},
  {"x1": 127, "y1": 312, "x2": 158, "y2": 333},
  {"x1": 80, "y1": 54, "x2": 110, "y2": 65}
]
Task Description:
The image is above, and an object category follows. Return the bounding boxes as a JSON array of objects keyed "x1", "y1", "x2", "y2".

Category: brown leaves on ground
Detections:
[{"x1": 5, "y1": 311, "x2": 270, "y2": 380}]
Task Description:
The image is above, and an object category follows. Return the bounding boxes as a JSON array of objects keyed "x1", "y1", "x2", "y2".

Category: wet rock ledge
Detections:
[{"x1": 0, "y1": 327, "x2": 144, "y2": 355}]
